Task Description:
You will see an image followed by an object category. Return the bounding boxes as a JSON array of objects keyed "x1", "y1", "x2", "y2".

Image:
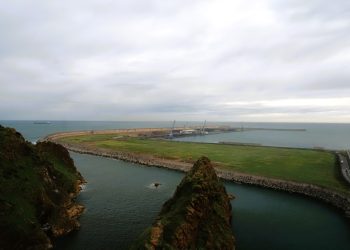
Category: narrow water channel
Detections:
[{"x1": 55, "y1": 152, "x2": 350, "y2": 250}]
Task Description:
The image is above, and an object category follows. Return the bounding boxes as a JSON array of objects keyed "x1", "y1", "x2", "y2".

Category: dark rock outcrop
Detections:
[
  {"x1": 132, "y1": 157, "x2": 235, "y2": 250},
  {"x1": 0, "y1": 125, "x2": 85, "y2": 249}
]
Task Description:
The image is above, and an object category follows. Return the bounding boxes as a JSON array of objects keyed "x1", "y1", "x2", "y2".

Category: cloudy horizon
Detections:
[{"x1": 1, "y1": 0, "x2": 350, "y2": 123}]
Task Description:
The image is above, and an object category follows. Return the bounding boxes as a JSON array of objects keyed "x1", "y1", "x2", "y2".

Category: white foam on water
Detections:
[
  {"x1": 146, "y1": 182, "x2": 163, "y2": 189},
  {"x1": 80, "y1": 184, "x2": 87, "y2": 192}
]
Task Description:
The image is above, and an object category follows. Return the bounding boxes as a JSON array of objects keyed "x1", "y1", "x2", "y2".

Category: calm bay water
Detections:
[
  {"x1": 54, "y1": 153, "x2": 350, "y2": 250},
  {"x1": 174, "y1": 122, "x2": 350, "y2": 150},
  {"x1": 1, "y1": 120, "x2": 349, "y2": 150},
  {"x1": 1, "y1": 120, "x2": 350, "y2": 250}
]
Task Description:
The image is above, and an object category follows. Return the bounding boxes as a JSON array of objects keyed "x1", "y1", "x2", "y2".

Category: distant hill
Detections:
[
  {"x1": 0, "y1": 125, "x2": 85, "y2": 249},
  {"x1": 132, "y1": 156, "x2": 235, "y2": 250}
]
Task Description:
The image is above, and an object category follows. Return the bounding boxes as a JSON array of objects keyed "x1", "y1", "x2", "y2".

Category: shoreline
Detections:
[
  {"x1": 41, "y1": 129, "x2": 337, "y2": 152},
  {"x1": 52, "y1": 141, "x2": 350, "y2": 219}
]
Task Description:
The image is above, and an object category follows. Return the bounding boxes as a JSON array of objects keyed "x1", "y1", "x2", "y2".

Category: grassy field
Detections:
[{"x1": 59, "y1": 134, "x2": 350, "y2": 194}]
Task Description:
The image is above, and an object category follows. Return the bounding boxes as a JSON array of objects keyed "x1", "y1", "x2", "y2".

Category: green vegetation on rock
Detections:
[
  {"x1": 59, "y1": 134, "x2": 349, "y2": 194},
  {"x1": 132, "y1": 157, "x2": 235, "y2": 250},
  {"x1": 0, "y1": 126, "x2": 85, "y2": 249}
]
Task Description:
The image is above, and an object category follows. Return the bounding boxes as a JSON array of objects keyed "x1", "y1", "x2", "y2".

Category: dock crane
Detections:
[
  {"x1": 168, "y1": 120, "x2": 176, "y2": 138},
  {"x1": 200, "y1": 120, "x2": 207, "y2": 135}
]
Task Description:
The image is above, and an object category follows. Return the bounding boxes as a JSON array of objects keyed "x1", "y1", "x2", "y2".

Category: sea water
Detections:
[
  {"x1": 2, "y1": 120, "x2": 350, "y2": 150},
  {"x1": 174, "y1": 122, "x2": 350, "y2": 150}
]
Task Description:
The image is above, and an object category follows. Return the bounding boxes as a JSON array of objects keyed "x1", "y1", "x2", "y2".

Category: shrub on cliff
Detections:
[{"x1": 0, "y1": 125, "x2": 84, "y2": 249}]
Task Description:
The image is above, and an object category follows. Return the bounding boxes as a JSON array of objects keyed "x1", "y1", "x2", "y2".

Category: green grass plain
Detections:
[{"x1": 60, "y1": 134, "x2": 350, "y2": 194}]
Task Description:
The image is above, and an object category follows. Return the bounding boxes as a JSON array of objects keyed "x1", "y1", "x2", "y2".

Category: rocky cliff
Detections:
[
  {"x1": 132, "y1": 156, "x2": 235, "y2": 250},
  {"x1": 0, "y1": 125, "x2": 85, "y2": 249}
]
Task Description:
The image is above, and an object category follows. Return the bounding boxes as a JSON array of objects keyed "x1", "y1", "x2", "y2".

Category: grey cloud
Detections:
[
  {"x1": 0, "y1": 0, "x2": 350, "y2": 122},
  {"x1": 271, "y1": 0, "x2": 350, "y2": 21}
]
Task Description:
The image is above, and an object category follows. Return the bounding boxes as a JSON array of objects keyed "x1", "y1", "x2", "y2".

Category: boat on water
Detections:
[{"x1": 33, "y1": 121, "x2": 51, "y2": 124}]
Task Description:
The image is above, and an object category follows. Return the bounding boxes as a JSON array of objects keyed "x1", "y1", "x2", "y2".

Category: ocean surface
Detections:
[
  {"x1": 1, "y1": 120, "x2": 350, "y2": 150},
  {"x1": 1, "y1": 120, "x2": 350, "y2": 250},
  {"x1": 174, "y1": 122, "x2": 350, "y2": 150}
]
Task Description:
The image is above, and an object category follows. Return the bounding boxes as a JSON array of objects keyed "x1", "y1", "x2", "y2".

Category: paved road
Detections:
[{"x1": 338, "y1": 153, "x2": 350, "y2": 185}]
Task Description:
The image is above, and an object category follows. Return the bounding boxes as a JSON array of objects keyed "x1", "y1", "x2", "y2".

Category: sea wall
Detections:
[
  {"x1": 217, "y1": 170, "x2": 350, "y2": 218},
  {"x1": 48, "y1": 141, "x2": 350, "y2": 219},
  {"x1": 41, "y1": 128, "x2": 172, "y2": 141}
]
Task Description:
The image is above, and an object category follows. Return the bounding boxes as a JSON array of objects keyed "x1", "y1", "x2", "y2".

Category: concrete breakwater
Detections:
[
  {"x1": 217, "y1": 170, "x2": 350, "y2": 218},
  {"x1": 41, "y1": 125, "x2": 234, "y2": 141},
  {"x1": 42, "y1": 127, "x2": 172, "y2": 141},
  {"x1": 41, "y1": 126, "x2": 306, "y2": 143},
  {"x1": 50, "y1": 141, "x2": 350, "y2": 219}
]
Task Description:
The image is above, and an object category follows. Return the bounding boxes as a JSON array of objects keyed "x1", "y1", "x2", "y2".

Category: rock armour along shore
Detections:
[{"x1": 49, "y1": 140, "x2": 350, "y2": 220}]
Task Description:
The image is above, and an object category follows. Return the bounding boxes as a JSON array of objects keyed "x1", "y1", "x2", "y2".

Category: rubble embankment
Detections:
[{"x1": 46, "y1": 138, "x2": 350, "y2": 220}]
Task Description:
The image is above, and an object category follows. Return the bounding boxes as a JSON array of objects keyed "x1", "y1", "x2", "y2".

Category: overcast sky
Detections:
[{"x1": 1, "y1": 0, "x2": 350, "y2": 122}]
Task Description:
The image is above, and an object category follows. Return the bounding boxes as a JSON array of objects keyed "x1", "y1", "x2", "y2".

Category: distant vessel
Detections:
[{"x1": 33, "y1": 121, "x2": 51, "y2": 125}]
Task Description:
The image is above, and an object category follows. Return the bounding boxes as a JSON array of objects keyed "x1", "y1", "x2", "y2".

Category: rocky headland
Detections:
[
  {"x1": 0, "y1": 126, "x2": 85, "y2": 249},
  {"x1": 131, "y1": 157, "x2": 235, "y2": 250}
]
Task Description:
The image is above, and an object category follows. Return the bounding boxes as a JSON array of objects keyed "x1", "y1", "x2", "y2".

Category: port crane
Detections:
[
  {"x1": 200, "y1": 120, "x2": 208, "y2": 135},
  {"x1": 168, "y1": 120, "x2": 176, "y2": 138}
]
